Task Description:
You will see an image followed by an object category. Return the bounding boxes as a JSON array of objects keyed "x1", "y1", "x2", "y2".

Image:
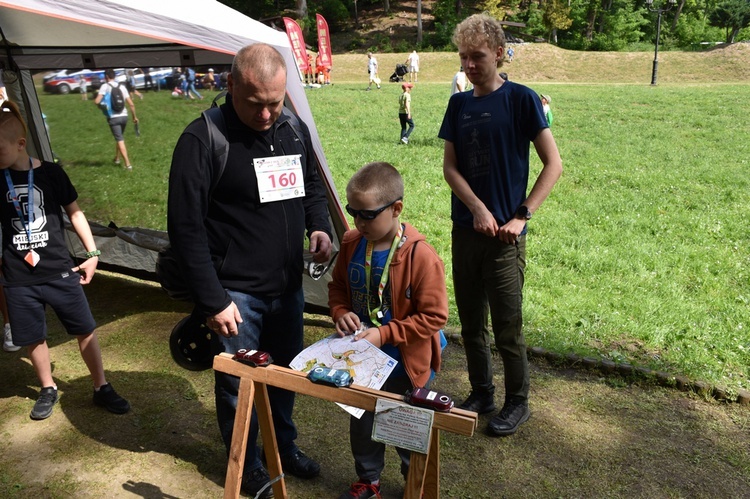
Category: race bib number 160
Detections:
[{"x1": 254, "y1": 154, "x2": 305, "y2": 203}]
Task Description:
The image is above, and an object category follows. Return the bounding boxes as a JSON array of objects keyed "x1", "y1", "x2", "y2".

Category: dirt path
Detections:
[{"x1": 1, "y1": 274, "x2": 748, "y2": 497}]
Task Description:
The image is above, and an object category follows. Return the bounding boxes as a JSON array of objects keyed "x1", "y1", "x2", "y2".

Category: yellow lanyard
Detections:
[{"x1": 364, "y1": 224, "x2": 404, "y2": 326}]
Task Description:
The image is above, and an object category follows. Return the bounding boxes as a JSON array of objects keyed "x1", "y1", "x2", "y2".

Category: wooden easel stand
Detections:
[{"x1": 213, "y1": 353, "x2": 478, "y2": 499}]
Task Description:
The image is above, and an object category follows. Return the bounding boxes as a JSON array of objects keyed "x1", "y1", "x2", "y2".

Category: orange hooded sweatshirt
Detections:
[{"x1": 328, "y1": 223, "x2": 449, "y2": 388}]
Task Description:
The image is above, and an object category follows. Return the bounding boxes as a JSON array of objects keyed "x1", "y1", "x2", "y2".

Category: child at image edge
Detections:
[
  {"x1": 329, "y1": 162, "x2": 448, "y2": 499},
  {"x1": 0, "y1": 101, "x2": 130, "y2": 420}
]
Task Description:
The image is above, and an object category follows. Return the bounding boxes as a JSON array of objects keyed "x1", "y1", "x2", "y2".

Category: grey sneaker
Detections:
[
  {"x1": 488, "y1": 400, "x2": 530, "y2": 436},
  {"x1": 3, "y1": 324, "x2": 20, "y2": 352},
  {"x1": 30, "y1": 386, "x2": 58, "y2": 420}
]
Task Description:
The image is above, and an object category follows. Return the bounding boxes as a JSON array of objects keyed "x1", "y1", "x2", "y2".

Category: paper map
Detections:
[{"x1": 290, "y1": 334, "x2": 398, "y2": 418}]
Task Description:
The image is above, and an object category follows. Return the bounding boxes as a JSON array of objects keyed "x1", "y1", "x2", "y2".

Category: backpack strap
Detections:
[
  {"x1": 279, "y1": 107, "x2": 308, "y2": 158},
  {"x1": 201, "y1": 106, "x2": 229, "y2": 199},
  {"x1": 211, "y1": 90, "x2": 227, "y2": 109},
  {"x1": 200, "y1": 100, "x2": 305, "y2": 199}
]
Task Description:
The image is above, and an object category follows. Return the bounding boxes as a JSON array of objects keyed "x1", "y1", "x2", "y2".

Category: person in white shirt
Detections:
[
  {"x1": 451, "y1": 66, "x2": 470, "y2": 94},
  {"x1": 367, "y1": 52, "x2": 380, "y2": 90},
  {"x1": 0, "y1": 70, "x2": 8, "y2": 105},
  {"x1": 405, "y1": 50, "x2": 420, "y2": 82},
  {"x1": 94, "y1": 69, "x2": 138, "y2": 170}
]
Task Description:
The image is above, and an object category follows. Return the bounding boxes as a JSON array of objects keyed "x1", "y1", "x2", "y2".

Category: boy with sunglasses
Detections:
[{"x1": 329, "y1": 162, "x2": 448, "y2": 499}]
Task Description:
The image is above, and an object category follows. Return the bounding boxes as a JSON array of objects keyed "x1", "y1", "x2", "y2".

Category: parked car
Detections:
[
  {"x1": 42, "y1": 69, "x2": 68, "y2": 84},
  {"x1": 43, "y1": 68, "x2": 173, "y2": 94},
  {"x1": 112, "y1": 67, "x2": 173, "y2": 90},
  {"x1": 43, "y1": 69, "x2": 104, "y2": 94}
]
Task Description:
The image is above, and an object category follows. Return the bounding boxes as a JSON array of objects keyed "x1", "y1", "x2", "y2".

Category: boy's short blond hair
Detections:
[
  {"x1": 0, "y1": 101, "x2": 27, "y2": 142},
  {"x1": 346, "y1": 162, "x2": 404, "y2": 205},
  {"x1": 453, "y1": 13, "x2": 507, "y2": 67}
]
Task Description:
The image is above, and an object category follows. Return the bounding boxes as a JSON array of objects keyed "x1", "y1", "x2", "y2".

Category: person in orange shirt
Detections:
[
  {"x1": 315, "y1": 53, "x2": 326, "y2": 84},
  {"x1": 305, "y1": 53, "x2": 315, "y2": 84},
  {"x1": 329, "y1": 162, "x2": 448, "y2": 498}
]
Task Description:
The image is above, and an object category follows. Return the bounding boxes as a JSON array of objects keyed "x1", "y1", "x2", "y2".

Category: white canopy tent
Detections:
[{"x1": 0, "y1": 0, "x2": 347, "y2": 312}]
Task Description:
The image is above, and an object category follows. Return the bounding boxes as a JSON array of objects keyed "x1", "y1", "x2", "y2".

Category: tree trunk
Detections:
[
  {"x1": 596, "y1": 0, "x2": 611, "y2": 34},
  {"x1": 585, "y1": 9, "x2": 597, "y2": 41},
  {"x1": 729, "y1": 27, "x2": 739, "y2": 43},
  {"x1": 417, "y1": 0, "x2": 423, "y2": 43},
  {"x1": 584, "y1": 0, "x2": 600, "y2": 41},
  {"x1": 671, "y1": 0, "x2": 686, "y2": 30},
  {"x1": 384, "y1": 0, "x2": 390, "y2": 14},
  {"x1": 296, "y1": 0, "x2": 308, "y2": 18},
  {"x1": 456, "y1": 0, "x2": 462, "y2": 16}
]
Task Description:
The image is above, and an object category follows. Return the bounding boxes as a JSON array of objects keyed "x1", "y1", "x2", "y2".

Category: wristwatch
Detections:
[{"x1": 516, "y1": 205, "x2": 532, "y2": 220}]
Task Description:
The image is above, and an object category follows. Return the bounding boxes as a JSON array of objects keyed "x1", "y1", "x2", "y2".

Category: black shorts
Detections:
[{"x1": 4, "y1": 273, "x2": 97, "y2": 346}]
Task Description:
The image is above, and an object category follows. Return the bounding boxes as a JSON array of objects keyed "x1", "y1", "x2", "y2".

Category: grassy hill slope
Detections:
[{"x1": 324, "y1": 42, "x2": 750, "y2": 84}]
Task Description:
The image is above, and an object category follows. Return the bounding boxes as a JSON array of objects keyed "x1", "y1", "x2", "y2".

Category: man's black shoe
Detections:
[
  {"x1": 458, "y1": 390, "x2": 496, "y2": 414},
  {"x1": 488, "y1": 400, "x2": 530, "y2": 436},
  {"x1": 241, "y1": 467, "x2": 274, "y2": 498},
  {"x1": 280, "y1": 449, "x2": 320, "y2": 479}
]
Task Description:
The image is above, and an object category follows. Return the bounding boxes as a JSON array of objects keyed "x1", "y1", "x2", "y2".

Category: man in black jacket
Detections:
[{"x1": 167, "y1": 43, "x2": 332, "y2": 498}]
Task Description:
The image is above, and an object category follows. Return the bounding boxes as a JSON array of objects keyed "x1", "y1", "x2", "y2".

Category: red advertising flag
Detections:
[
  {"x1": 283, "y1": 17, "x2": 309, "y2": 73},
  {"x1": 316, "y1": 14, "x2": 333, "y2": 69}
]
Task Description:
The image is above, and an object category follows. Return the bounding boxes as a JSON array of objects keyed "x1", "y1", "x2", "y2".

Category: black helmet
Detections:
[{"x1": 169, "y1": 314, "x2": 214, "y2": 371}]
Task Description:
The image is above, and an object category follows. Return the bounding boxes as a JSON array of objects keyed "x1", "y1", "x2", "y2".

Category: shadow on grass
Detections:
[
  {"x1": 38, "y1": 272, "x2": 191, "y2": 352},
  {"x1": 3, "y1": 273, "x2": 748, "y2": 498},
  {"x1": 58, "y1": 370, "x2": 226, "y2": 491},
  {"x1": 85, "y1": 272, "x2": 192, "y2": 321},
  {"x1": 121, "y1": 480, "x2": 182, "y2": 498}
]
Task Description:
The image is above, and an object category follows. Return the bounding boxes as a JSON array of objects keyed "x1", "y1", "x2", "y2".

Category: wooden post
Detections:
[
  {"x1": 255, "y1": 382, "x2": 287, "y2": 498},
  {"x1": 223, "y1": 376, "x2": 254, "y2": 499},
  {"x1": 213, "y1": 353, "x2": 478, "y2": 499}
]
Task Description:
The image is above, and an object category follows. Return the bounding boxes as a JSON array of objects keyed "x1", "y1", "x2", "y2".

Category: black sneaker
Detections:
[
  {"x1": 30, "y1": 386, "x2": 58, "y2": 420},
  {"x1": 338, "y1": 480, "x2": 381, "y2": 499},
  {"x1": 488, "y1": 400, "x2": 530, "y2": 436},
  {"x1": 241, "y1": 467, "x2": 274, "y2": 498},
  {"x1": 93, "y1": 383, "x2": 131, "y2": 414},
  {"x1": 280, "y1": 449, "x2": 320, "y2": 479},
  {"x1": 458, "y1": 390, "x2": 496, "y2": 414}
]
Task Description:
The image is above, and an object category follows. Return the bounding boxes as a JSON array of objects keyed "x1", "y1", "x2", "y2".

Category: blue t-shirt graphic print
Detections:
[{"x1": 347, "y1": 238, "x2": 404, "y2": 377}]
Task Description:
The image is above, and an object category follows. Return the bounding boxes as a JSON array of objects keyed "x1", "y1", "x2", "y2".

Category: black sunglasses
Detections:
[{"x1": 345, "y1": 197, "x2": 402, "y2": 220}]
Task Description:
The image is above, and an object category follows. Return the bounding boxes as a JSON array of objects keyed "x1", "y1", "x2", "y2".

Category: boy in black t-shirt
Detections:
[{"x1": 0, "y1": 101, "x2": 130, "y2": 420}]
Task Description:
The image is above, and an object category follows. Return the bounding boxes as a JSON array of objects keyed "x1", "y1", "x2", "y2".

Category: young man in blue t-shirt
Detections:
[{"x1": 438, "y1": 13, "x2": 563, "y2": 437}]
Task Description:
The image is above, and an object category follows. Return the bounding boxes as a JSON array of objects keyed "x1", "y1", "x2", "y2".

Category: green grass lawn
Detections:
[{"x1": 38, "y1": 77, "x2": 750, "y2": 396}]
